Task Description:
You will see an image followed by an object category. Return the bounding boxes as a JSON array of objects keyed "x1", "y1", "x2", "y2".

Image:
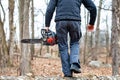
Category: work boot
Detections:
[
  {"x1": 64, "y1": 75, "x2": 73, "y2": 77},
  {"x1": 64, "y1": 71, "x2": 73, "y2": 77},
  {"x1": 70, "y1": 63, "x2": 81, "y2": 73}
]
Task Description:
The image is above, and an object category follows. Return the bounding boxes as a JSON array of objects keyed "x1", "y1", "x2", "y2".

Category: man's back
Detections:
[
  {"x1": 55, "y1": 0, "x2": 82, "y2": 21},
  {"x1": 45, "y1": 0, "x2": 96, "y2": 27}
]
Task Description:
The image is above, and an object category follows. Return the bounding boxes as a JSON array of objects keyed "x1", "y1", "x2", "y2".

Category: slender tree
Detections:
[
  {"x1": 18, "y1": 0, "x2": 24, "y2": 53},
  {"x1": 94, "y1": 0, "x2": 103, "y2": 60},
  {"x1": 105, "y1": 15, "x2": 110, "y2": 63},
  {"x1": 83, "y1": 8, "x2": 89, "y2": 64},
  {"x1": 20, "y1": 0, "x2": 31, "y2": 75},
  {"x1": 8, "y1": 0, "x2": 15, "y2": 64},
  {"x1": 0, "y1": 0, "x2": 9, "y2": 67},
  {"x1": 44, "y1": 0, "x2": 49, "y2": 53},
  {"x1": 39, "y1": 9, "x2": 44, "y2": 55},
  {"x1": 111, "y1": 0, "x2": 120, "y2": 76},
  {"x1": 30, "y1": 0, "x2": 34, "y2": 60}
]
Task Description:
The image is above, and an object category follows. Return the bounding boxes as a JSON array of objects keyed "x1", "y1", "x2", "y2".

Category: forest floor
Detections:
[
  {"x1": 0, "y1": 54, "x2": 116, "y2": 77},
  {"x1": 0, "y1": 46, "x2": 119, "y2": 77},
  {"x1": 31, "y1": 57, "x2": 113, "y2": 77}
]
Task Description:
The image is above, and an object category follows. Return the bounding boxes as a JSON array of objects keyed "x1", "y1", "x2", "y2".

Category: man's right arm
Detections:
[{"x1": 45, "y1": 0, "x2": 57, "y2": 27}]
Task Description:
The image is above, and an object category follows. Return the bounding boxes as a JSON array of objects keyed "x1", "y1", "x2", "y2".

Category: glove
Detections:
[
  {"x1": 45, "y1": 27, "x2": 49, "y2": 32},
  {"x1": 87, "y1": 24, "x2": 94, "y2": 32}
]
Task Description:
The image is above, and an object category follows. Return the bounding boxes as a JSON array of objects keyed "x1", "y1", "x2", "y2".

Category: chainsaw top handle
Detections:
[
  {"x1": 41, "y1": 29, "x2": 50, "y2": 38},
  {"x1": 41, "y1": 29, "x2": 54, "y2": 40}
]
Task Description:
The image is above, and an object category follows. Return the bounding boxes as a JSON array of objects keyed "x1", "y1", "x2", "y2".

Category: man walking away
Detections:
[{"x1": 45, "y1": 0, "x2": 97, "y2": 77}]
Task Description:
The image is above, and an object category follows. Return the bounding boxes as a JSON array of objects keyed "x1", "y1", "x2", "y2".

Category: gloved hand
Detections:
[
  {"x1": 87, "y1": 24, "x2": 94, "y2": 32},
  {"x1": 45, "y1": 27, "x2": 49, "y2": 32}
]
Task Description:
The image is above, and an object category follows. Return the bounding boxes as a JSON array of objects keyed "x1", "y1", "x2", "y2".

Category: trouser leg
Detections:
[
  {"x1": 56, "y1": 21, "x2": 72, "y2": 76},
  {"x1": 68, "y1": 21, "x2": 82, "y2": 68}
]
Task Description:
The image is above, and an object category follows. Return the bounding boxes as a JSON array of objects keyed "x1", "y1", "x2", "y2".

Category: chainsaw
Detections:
[{"x1": 21, "y1": 29, "x2": 57, "y2": 46}]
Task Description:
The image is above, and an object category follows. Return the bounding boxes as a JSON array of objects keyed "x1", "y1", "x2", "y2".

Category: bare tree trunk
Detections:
[
  {"x1": 83, "y1": 31, "x2": 87, "y2": 64},
  {"x1": 90, "y1": 32, "x2": 94, "y2": 48},
  {"x1": 0, "y1": 39, "x2": 1, "y2": 64},
  {"x1": 18, "y1": 0, "x2": 24, "y2": 75},
  {"x1": 94, "y1": 0, "x2": 103, "y2": 60},
  {"x1": 111, "y1": 0, "x2": 120, "y2": 76},
  {"x1": 18, "y1": 0, "x2": 24, "y2": 54},
  {"x1": 83, "y1": 9, "x2": 89, "y2": 64},
  {"x1": 8, "y1": 0, "x2": 15, "y2": 64},
  {"x1": 0, "y1": 1, "x2": 10, "y2": 68},
  {"x1": 30, "y1": 0, "x2": 34, "y2": 60},
  {"x1": 43, "y1": 0, "x2": 49, "y2": 53},
  {"x1": 105, "y1": 16, "x2": 110, "y2": 63},
  {"x1": 20, "y1": 0, "x2": 31, "y2": 75}
]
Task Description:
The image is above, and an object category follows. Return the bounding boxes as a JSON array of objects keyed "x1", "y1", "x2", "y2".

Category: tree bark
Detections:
[
  {"x1": 111, "y1": 0, "x2": 120, "y2": 76},
  {"x1": 0, "y1": 1, "x2": 9, "y2": 67},
  {"x1": 83, "y1": 9, "x2": 89, "y2": 64},
  {"x1": 105, "y1": 16, "x2": 110, "y2": 63},
  {"x1": 30, "y1": 0, "x2": 34, "y2": 60},
  {"x1": 18, "y1": 0, "x2": 24, "y2": 53},
  {"x1": 8, "y1": 0, "x2": 15, "y2": 64},
  {"x1": 20, "y1": 0, "x2": 31, "y2": 75}
]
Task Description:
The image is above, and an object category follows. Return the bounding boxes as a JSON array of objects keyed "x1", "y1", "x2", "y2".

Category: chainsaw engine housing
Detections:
[{"x1": 41, "y1": 29, "x2": 57, "y2": 45}]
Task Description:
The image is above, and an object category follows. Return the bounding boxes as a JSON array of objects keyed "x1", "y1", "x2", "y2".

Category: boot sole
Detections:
[{"x1": 71, "y1": 69, "x2": 81, "y2": 73}]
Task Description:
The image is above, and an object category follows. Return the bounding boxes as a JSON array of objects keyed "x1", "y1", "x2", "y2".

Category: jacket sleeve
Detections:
[
  {"x1": 45, "y1": 0, "x2": 57, "y2": 27},
  {"x1": 82, "y1": 0, "x2": 97, "y2": 25}
]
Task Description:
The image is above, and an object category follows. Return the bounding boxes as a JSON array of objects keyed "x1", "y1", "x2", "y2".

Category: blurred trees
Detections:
[
  {"x1": 0, "y1": 0, "x2": 10, "y2": 70},
  {"x1": 82, "y1": 0, "x2": 111, "y2": 64},
  {"x1": 1, "y1": 0, "x2": 120, "y2": 76},
  {"x1": 94, "y1": 0, "x2": 103, "y2": 60}
]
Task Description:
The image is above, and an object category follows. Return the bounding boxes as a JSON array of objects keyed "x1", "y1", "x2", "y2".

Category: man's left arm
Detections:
[{"x1": 82, "y1": 0, "x2": 97, "y2": 25}]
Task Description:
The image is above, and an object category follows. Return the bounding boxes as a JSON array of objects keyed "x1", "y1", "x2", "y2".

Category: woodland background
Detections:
[{"x1": 0, "y1": 0, "x2": 120, "y2": 78}]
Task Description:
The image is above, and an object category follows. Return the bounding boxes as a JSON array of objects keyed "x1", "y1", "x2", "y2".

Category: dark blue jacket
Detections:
[{"x1": 45, "y1": 0, "x2": 97, "y2": 27}]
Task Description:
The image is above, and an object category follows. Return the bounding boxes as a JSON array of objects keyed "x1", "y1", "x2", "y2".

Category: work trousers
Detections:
[{"x1": 55, "y1": 21, "x2": 82, "y2": 75}]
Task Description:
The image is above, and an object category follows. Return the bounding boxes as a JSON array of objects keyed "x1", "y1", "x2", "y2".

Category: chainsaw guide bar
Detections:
[
  {"x1": 21, "y1": 29, "x2": 57, "y2": 46},
  {"x1": 21, "y1": 39, "x2": 43, "y2": 44}
]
